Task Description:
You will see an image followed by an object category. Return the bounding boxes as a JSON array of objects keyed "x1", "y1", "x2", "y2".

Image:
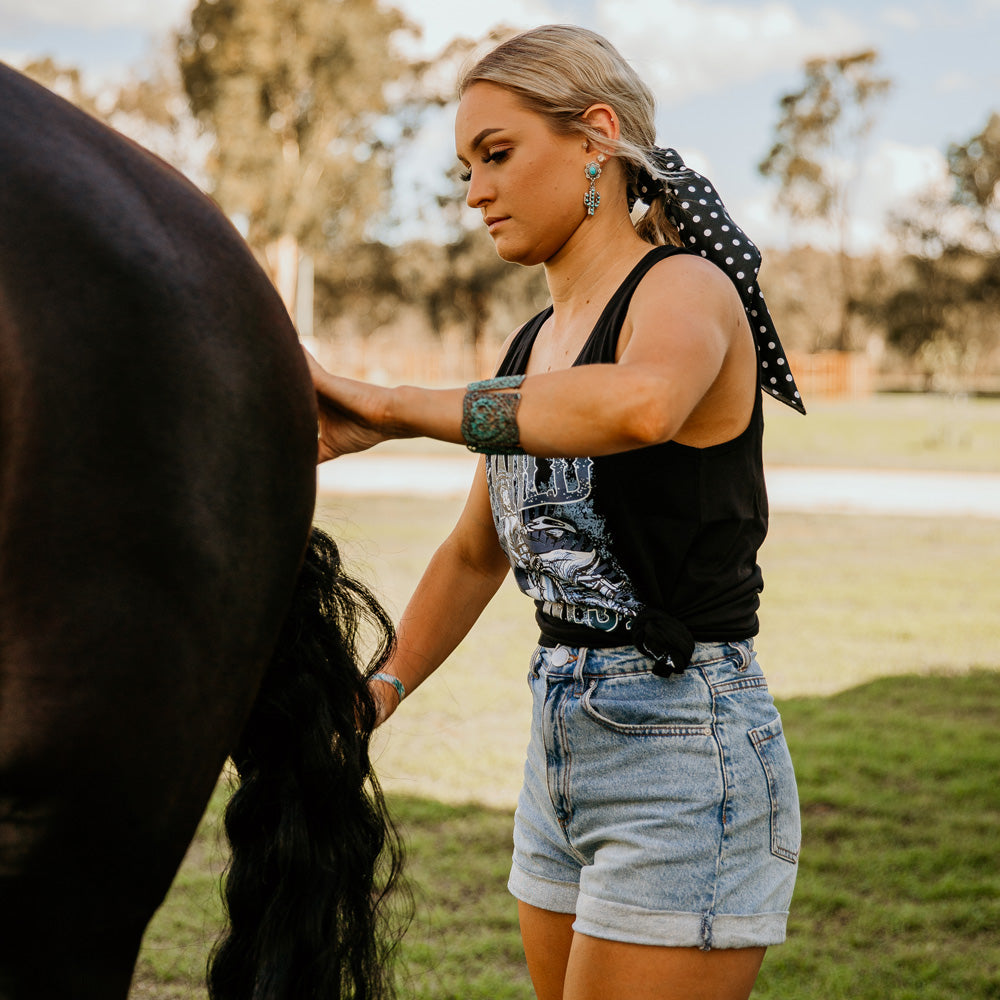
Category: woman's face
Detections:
[{"x1": 455, "y1": 82, "x2": 591, "y2": 266}]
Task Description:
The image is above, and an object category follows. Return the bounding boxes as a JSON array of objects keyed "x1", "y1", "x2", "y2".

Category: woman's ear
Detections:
[{"x1": 581, "y1": 103, "x2": 619, "y2": 148}]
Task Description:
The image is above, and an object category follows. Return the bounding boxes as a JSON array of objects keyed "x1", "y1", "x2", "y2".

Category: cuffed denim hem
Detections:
[
  {"x1": 574, "y1": 895, "x2": 789, "y2": 950},
  {"x1": 508, "y1": 859, "x2": 578, "y2": 915}
]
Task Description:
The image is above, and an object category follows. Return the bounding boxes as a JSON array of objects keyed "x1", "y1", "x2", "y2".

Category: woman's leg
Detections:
[
  {"x1": 563, "y1": 934, "x2": 765, "y2": 1000},
  {"x1": 519, "y1": 902, "x2": 765, "y2": 1000},
  {"x1": 518, "y1": 902, "x2": 576, "y2": 1000}
]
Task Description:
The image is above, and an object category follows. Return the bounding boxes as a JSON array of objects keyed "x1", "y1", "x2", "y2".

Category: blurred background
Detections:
[{"x1": 3, "y1": 0, "x2": 999, "y2": 397}]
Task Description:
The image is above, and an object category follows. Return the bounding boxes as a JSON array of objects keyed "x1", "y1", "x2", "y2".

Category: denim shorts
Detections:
[{"x1": 508, "y1": 638, "x2": 800, "y2": 950}]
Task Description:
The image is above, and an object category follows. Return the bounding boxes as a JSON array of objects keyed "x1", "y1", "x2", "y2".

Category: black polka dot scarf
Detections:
[{"x1": 636, "y1": 147, "x2": 806, "y2": 414}]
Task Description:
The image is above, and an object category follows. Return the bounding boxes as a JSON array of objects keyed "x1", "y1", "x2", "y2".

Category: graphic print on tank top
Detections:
[{"x1": 487, "y1": 453, "x2": 641, "y2": 630}]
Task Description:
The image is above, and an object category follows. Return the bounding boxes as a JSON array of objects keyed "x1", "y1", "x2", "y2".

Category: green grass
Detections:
[
  {"x1": 131, "y1": 672, "x2": 1000, "y2": 1000},
  {"x1": 761, "y1": 393, "x2": 1000, "y2": 472},
  {"x1": 128, "y1": 395, "x2": 1000, "y2": 998},
  {"x1": 395, "y1": 672, "x2": 1000, "y2": 999},
  {"x1": 759, "y1": 672, "x2": 1000, "y2": 1000}
]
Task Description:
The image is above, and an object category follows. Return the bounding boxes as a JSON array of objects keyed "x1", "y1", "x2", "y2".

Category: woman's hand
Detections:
[{"x1": 304, "y1": 348, "x2": 398, "y2": 463}]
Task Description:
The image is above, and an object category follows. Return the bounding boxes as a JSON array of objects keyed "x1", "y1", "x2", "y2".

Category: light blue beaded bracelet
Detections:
[{"x1": 371, "y1": 671, "x2": 405, "y2": 702}]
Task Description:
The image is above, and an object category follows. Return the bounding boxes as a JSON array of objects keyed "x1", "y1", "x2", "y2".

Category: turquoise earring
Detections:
[{"x1": 583, "y1": 154, "x2": 606, "y2": 216}]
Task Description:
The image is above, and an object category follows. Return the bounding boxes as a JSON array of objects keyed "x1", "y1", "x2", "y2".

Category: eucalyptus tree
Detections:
[
  {"x1": 178, "y1": 0, "x2": 414, "y2": 313},
  {"x1": 872, "y1": 111, "x2": 1000, "y2": 388},
  {"x1": 759, "y1": 50, "x2": 891, "y2": 350}
]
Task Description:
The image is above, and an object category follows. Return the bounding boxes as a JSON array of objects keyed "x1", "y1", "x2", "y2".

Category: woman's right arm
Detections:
[{"x1": 370, "y1": 457, "x2": 511, "y2": 724}]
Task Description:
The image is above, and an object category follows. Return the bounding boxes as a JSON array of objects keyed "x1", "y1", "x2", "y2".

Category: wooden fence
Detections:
[
  {"x1": 785, "y1": 351, "x2": 873, "y2": 400},
  {"x1": 308, "y1": 336, "x2": 876, "y2": 400}
]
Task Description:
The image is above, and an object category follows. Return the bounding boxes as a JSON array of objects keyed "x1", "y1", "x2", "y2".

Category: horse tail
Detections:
[{"x1": 207, "y1": 526, "x2": 407, "y2": 1000}]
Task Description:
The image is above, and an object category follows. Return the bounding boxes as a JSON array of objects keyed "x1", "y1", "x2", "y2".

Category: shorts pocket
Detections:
[
  {"x1": 748, "y1": 715, "x2": 801, "y2": 864},
  {"x1": 581, "y1": 674, "x2": 713, "y2": 736}
]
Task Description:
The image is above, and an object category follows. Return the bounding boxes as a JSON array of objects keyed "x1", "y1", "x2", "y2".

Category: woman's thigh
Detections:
[
  {"x1": 563, "y1": 933, "x2": 766, "y2": 1000},
  {"x1": 519, "y1": 900, "x2": 766, "y2": 1000}
]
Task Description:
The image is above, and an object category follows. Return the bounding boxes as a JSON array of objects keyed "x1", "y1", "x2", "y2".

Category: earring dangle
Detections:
[{"x1": 584, "y1": 155, "x2": 604, "y2": 216}]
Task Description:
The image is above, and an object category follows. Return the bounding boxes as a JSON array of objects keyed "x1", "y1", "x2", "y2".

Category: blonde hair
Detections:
[{"x1": 458, "y1": 25, "x2": 680, "y2": 246}]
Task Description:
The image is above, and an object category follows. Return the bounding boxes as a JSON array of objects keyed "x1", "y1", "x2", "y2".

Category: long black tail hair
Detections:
[{"x1": 208, "y1": 527, "x2": 407, "y2": 1000}]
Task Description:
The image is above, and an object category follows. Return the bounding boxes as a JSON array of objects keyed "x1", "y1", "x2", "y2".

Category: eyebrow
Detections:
[{"x1": 457, "y1": 127, "x2": 504, "y2": 164}]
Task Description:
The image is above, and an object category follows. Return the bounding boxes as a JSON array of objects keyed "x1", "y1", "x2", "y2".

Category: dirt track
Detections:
[{"x1": 317, "y1": 453, "x2": 1000, "y2": 519}]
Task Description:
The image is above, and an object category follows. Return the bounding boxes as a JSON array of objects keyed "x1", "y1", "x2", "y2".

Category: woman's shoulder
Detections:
[
  {"x1": 644, "y1": 245, "x2": 738, "y2": 283},
  {"x1": 636, "y1": 247, "x2": 745, "y2": 315}
]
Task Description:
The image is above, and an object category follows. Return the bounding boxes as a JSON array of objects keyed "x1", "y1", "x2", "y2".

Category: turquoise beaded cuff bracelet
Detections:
[
  {"x1": 461, "y1": 374, "x2": 526, "y2": 455},
  {"x1": 371, "y1": 672, "x2": 405, "y2": 702}
]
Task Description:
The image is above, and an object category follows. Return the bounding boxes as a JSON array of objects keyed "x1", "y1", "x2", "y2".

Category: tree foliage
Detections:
[
  {"x1": 759, "y1": 49, "x2": 891, "y2": 350},
  {"x1": 759, "y1": 50, "x2": 891, "y2": 224},
  {"x1": 178, "y1": 0, "x2": 413, "y2": 260},
  {"x1": 864, "y1": 111, "x2": 1000, "y2": 384},
  {"x1": 17, "y1": 57, "x2": 105, "y2": 118},
  {"x1": 947, "y1": 111, "x2": 1000, "y2": 249}
]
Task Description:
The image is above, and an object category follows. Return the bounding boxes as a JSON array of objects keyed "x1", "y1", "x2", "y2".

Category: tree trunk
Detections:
[{"x1": 270, "y1": 232, "x2": 299, "y2": 318}]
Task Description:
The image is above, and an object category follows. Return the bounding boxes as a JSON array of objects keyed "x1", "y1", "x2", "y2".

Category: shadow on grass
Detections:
[{"x1": 132, "y1": 670, "x2": 1000, "y2": 1000}]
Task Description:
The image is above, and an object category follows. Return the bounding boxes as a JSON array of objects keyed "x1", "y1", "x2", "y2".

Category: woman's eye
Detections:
[{"x1": 458, "y1": 148, "x2": 509, "y2": 183}]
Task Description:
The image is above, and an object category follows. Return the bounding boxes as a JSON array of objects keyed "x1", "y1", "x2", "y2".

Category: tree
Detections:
[
  {"x1": 947, "y1": 111, "x2": 1000, "y2": 252},
  {"x1": 759, "y1": 50, "x2": 891, "y2": 350},
  {"x1": 109, "y1": 48, "x2": 211, "y2": 187},
  {"x1": 177, "y1": 0, "x2": 414, "y2": 313},
  {"x1": 868, "y1": 111, "x2": 1000, "y2": 388}
]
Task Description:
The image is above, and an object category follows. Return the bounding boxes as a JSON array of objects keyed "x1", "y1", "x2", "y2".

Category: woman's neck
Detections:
[{"x1": 542, "y1": 208, "x2": 652, "y2": 327}]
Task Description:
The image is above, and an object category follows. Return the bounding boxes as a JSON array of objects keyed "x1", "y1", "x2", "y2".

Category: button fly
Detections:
[{"x1": 550, "y1": 646, "x2": 571, "y2": 667}]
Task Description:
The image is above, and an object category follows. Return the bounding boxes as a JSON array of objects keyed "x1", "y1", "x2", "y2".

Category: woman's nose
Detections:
[{"x1": 466, "y1": 168, "x2": 491, "y2": 209}]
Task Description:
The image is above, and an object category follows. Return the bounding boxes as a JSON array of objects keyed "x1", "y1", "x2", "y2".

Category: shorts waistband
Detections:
[{"x1": 534, "y1": 638, "x2": 754, "y2": 678}]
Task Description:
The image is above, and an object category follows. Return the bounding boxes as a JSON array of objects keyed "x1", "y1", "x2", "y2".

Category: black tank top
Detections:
[{"x1": 485, "y1": 246, "x2": 768, "y2": 648}]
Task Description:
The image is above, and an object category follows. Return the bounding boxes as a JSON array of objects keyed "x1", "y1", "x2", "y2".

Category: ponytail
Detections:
[{"x1": 633, "y1": 187, "x2": 682, "y2": 247}]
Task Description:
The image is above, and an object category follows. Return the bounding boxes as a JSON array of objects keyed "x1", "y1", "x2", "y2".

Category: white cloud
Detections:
[
  {"x1": 593, "y1": 0, "x2": 868, "y2": 104},
  {"x1": 934, "y1": 70, "x2": 977, "y2": 94},
  {"x1": 2, "y1": 0, "x2": 558, "y2": 50},
  {"x1": 393, "y1": 0, "x2": 556, "y2": 60},
  {"x1": 0, "y1": 0, "x2": 193, "y2": 32},
  {"x1": 852, "y1": 140, "x2": 949, "y2": 247},
  {"x1": 881, "y1": 6, "x2": 921, "y2": 31}
]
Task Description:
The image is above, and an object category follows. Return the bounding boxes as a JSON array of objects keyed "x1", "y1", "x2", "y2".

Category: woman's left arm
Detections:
[{"x1": 311, "y1": 256, "x2": 751, "y2": 461}]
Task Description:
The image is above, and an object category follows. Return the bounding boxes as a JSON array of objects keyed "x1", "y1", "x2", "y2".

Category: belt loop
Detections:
[
  {"x1": 573, "y1": 646, "x2": 589, "y2": 689},
  {"x1": 735, "y1": 640, "x2": 751, "y2": 671},
  {"x1": 529, "y1": 645, "x2": 543, "y2": 678}
]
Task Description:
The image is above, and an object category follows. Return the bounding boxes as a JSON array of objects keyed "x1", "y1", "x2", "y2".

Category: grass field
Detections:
[
  {"x1": 129, "y1": 394, "x2": 1000, "y2": 998},
  {"x1": 761, "y1": 393, "x2": 1000, "y2": 472}
]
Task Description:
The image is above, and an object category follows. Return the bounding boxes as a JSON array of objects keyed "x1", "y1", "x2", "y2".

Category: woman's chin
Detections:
[{"x1": 494, "y1": 238, "x2": 545, "y2": 267}]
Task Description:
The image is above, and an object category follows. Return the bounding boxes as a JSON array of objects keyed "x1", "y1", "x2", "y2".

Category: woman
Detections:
[{"x1": 309, "y1": 24, "x2": 803, "y2": 1000}]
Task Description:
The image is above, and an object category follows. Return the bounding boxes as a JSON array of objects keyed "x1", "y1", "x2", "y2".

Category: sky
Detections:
[{"x1": 2, "y1": 0, "x2": 998, "y2": 252}]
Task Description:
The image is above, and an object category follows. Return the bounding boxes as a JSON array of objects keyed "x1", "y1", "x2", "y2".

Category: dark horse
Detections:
[{"x1": 0, "y1": 65, "x2": 402, "y2": 1000}]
